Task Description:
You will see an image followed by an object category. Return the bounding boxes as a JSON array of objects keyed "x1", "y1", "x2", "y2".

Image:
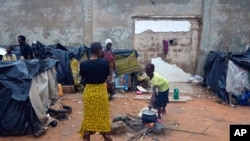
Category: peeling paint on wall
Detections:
[
  {"x1": 152, "y1": 57, "x2": 191, "y2": 82},
  {"x1": 135, "y1": 20, "x2": 191, "y2": 34}
]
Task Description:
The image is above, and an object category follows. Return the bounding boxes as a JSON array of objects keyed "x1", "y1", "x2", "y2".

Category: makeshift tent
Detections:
[
  {"x1": 113, "y1": 49, "x2": 139, "y2": 76},
  {"x1": 0, "y1": 42, "x2": 90, "y2": 86},
  {"x1": 204, "y1": 50, "x2": 250, "y2": 104},
  {"x1": 113, "y1": 49, "x2": 139, "y2": 90},
  {"x1": 69, "y1": 46, "x2": 90, "y2": 84},
  {"x1": 0, "y1": 59, "x2": 60, "y2": 136},
  {"x1": 42, "y1": 43, "x2": 90, "y2": 85}
]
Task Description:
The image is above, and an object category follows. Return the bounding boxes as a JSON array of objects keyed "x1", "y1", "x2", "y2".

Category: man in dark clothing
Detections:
[{"x1": 17, "y1": 35, "x2": 34, "y2": 59}]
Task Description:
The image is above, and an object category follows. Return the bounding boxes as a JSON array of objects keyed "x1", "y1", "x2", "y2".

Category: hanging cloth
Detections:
[{"x1": 163, "y1": 40, "x2": 169, "y2": 55}]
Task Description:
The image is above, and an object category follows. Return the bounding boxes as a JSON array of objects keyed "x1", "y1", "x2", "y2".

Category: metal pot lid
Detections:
[{"x1": 142, "y1": 109, "x2": 156, "y2": 116}]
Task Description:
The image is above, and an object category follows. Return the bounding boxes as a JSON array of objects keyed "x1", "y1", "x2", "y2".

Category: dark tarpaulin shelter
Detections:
[
  {"x1": 203, "y1": 49, "x2": 250, "y2": 103},
  {"x1": 230, "y1": 49, "x2": 250, "y2": 70},
  {"x1": 34, "y1": 42, "x2": 90, "y2": 85},
  {"x1": 0, "y1": 59, "x2": 58, "y2": 136},
  {"x1": 204, "y1": 51, "x2": 229, "y2": 103},
  {"x1": 0, "y1": 90, "x2": 40, "y2": 136},
  {"x1": 51, "y1": 49, "x2": 75, "y2": 85},
  {"x1": 71, "y1": 45, "x2": 90, "y2": 61}
]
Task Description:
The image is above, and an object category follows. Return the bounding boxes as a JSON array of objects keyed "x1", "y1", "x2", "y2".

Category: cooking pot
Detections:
[{"x1": 141, "y1": 106, "x2": 158, "y2": 123}]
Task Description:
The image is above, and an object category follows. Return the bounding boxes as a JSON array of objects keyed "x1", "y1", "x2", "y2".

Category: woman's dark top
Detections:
[{"x1": 80, "y1": 58, "x2": 109, "y2": 84}]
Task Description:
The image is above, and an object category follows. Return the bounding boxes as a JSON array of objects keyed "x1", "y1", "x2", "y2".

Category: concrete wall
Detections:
[
  {"x1": 0, "y1": 0, "x2": 84, "y2": 46},
  {"x1": 91, "y1": 0, "x2": 202, "y2": 49},
  {"x1": 0, "y1": 0, "x2": 249, "y2": 76},
  {"x1": 197, "y1": 0, "x2": 250, "y2": 75},
  {"x1": 134, "y1": 19, "x2": 200, "y2": 74}
]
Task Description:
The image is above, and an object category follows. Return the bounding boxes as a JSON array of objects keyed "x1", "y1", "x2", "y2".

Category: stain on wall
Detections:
[
  {"x1": 96, "y1": 27, "x2": 131, "y2": 49},
  {"x1": 0, "y1": 0, "x2": 84, "y2": 46},
  {"x1": 91, "y1": 0, "x2": 202, "y2": 49},
  {"x1": 91, "y1": 1, "x2": 133, "y2": 48},
  {"x1": 197, "y1": 0, "x2": 250, "y2": 75},
  {"x1": 213, "y1": 0, "x2": 250, "y2": 53}
]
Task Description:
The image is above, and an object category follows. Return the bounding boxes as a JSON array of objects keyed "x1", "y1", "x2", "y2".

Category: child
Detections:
[
  {"x1": 145, "y1": 63, "x2": 169, "y2": 121},
  {"x1": 2, "y1": 46, "x2": 17, "y2": 61}
]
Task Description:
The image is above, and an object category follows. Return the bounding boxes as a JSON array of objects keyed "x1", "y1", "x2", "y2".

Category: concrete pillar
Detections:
[
  {"x1": 81, "y1": 0, "x2": 92, "y2": 45},
  {"x1": 196, "y1": 0, "x2": 212, "y2": 76}
]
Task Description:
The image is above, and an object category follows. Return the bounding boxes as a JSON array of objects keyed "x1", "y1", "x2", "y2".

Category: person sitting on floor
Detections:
[{"x1": 2, "y1": 46, "x2": 17, "y2": 61}]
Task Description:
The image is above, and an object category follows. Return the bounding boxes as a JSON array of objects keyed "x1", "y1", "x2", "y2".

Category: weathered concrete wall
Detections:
[
  {"x1": 0, "y1": 0, "x2": 84, "y2": 46},
  {"x1": 197, "y1": 0, "x2": 250, "y2": 75},
  {"x1": 1, "y1": 0, "x2": 249, "y2": 76},
  {"x1": 91, "y1": 0, "x2": 202, "y2": 49},
  {"x1": 134, "y1": 19, "x2": 200, "y2": 74}
]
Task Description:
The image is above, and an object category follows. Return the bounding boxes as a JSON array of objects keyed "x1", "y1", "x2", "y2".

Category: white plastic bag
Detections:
[
  {"x1": 188, "y1": 75, "x2": 203, "y2": 84},
  {"x1": 226, "y1": 60, "x2": 250, "y2": 96}
]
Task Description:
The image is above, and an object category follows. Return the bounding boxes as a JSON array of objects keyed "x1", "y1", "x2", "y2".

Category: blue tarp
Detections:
[
  {"x1": 0, "y1": 59, "x2": 58, "y2": 136},
  {"x1": 2, "y1": 42, "x2": 90, "y2": 85},
  {"x1": 204, "y1": 51, "x2": 229, "y2": 103},
  {"x1": 0, "y1": 59, "x2": 59, "y2": 101}
]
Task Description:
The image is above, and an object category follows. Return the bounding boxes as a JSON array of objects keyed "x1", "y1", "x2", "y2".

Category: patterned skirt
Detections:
[{"x1": 79, "y1": 83, "x2": 111, "y2": 137}]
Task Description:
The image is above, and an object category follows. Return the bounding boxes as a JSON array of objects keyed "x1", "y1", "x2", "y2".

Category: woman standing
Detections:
[
  {"x1": 103, "y1": 39, "x2": 116, "y2": 99},
  {"x1": 103, "y1": 39, "x2": 116, "y2": 76},
  {"x1": 79, "y1": 42, "x2": 113, "y2": 141}
]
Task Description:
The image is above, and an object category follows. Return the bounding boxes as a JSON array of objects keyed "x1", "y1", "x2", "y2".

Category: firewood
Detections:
[{"x1": 127, "y1": 128, "x2": 150, "y2": 141}]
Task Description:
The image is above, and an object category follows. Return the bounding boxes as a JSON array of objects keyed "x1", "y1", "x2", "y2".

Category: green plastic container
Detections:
[{"x1": 173, "y1": 88, "x2": 179, "y2": 100}]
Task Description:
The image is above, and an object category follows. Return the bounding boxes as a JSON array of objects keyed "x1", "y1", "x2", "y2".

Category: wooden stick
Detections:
[
  {"x1": 127, "y1": 128, "x2": 150, "y2": 141},
  {"x1": 167, "y1": 128, "x2": 209, "y2": 135},
  {"x1": 162, "y1": 122, "x2": 209, "y2": 135},
  {"x1": 201, "y1": 126, "x2": 210, "y2": 134},
  {"x1": 125, "y1": 113, "x2": 140, "y2": 119}
]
